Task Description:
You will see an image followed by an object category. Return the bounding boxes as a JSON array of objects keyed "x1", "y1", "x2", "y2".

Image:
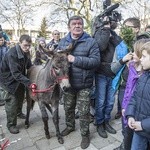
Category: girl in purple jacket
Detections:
[{"x1": 114, "y1": 39, "x2": 150, "y2": 150}]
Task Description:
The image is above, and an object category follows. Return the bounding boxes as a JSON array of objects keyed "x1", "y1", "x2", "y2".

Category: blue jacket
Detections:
[
  {"x1": 125, "y1": 71, "x2": 150, "y2": 139},
  {"x1": 111, "y1": 40, "x2": 128, "y2": 90},
  {"x1": 58, "y1": 32, "x2": 100, "y2": 90}
]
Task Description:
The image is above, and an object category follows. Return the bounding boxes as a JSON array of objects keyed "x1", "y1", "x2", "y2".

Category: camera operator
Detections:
[{"x1": 93, "y1": 15, "x2": 131, "y2": 138}]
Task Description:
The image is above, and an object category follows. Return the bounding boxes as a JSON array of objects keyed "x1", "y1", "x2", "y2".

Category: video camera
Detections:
[
  {"x1": 101, "y1": 0, "x2": 121, "y2": 23},
  {"x1": 92, "y1": 0, "x2": 121, "y2": 34}
]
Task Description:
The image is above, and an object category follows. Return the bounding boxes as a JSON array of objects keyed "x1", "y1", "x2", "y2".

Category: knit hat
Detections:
[{"x1": 38, "y1": 37, "x2": 46, "y2": 43}]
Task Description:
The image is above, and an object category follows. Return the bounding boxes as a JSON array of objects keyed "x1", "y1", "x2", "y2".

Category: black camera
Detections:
[
  {"x1": 100, "y1": 1, "x2": 121, "y2": 23},
  {"x1": 92, "y1": 0, "x2": 121, "y2": 35},
  {"x1": 109, "y1": 10, "x2": 121, "y2": 22},
  {"x1": 53, "y1": 44, "x2": 58, "y2": 49}
]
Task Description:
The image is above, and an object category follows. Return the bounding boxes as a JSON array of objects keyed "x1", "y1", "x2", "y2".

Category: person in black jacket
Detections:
[
  {"x1": 0, "y1": 34, "x2": 9, "y2": 106},
  {"x1": 93, "y1": 16, "x2": 131, "y2": 139},
  {"x1": 0, "y1": 34, "x2": 33, "y2": 134},
  {"x1": 59, "y1": 16, "x2": 100, "y2": 149},
  {"x1": 125, "y1": 41, "x2": 150, "y2": 150}
]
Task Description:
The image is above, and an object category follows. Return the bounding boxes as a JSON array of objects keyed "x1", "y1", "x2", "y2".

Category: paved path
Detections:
[{"x1": 0, "y1": 100, "x2": 123, "y2": 150}]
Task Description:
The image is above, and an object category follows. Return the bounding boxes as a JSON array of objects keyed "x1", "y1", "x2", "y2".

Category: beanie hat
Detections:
[{"x1": 38, "y1": 37, "x2": 46, "y2": 43}]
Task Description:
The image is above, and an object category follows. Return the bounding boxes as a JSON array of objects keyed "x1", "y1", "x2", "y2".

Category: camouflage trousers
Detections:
[
  {"x1": 63, "y1": 88, "x2": 91, "y2": 136},
  {"x1": 1, "y1": 84, "x2": 25, "y2": 128}
]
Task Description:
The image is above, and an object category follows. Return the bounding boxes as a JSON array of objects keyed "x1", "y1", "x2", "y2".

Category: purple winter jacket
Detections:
[{"x1": 122, "y1": 61, "x2": 141, "y2": 125}]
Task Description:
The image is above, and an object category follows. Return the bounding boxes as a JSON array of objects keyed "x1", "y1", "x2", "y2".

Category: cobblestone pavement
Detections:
[{"x1": 0, "y1": 100, "x2": 123, "y2": 150}]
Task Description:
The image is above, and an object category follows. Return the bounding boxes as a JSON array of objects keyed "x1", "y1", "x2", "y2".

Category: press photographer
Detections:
[{"x1": 93, "y1": 0, "x2": 131, "y2": 139}]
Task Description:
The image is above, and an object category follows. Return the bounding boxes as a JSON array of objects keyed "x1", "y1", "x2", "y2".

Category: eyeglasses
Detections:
[
  {"x1": 54, "y1": 33, "x2": 60, "y2": 35},
  {"x1": 125, "y1": 25, "x2": 137, "y2": 28}
]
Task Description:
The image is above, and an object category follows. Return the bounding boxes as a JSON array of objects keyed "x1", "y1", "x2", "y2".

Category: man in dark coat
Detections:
[
  {"x1": 59, "y1": 16, "x2": 100, "y2": 149},
  {"x1": 0, "y1": 34, "x2": 32, "y2": 134},
  {"x1": 0, "y1": 33, "x2": 9, "y2": 106},
  {"x1": 93, "y1": 16, "x2": 130, "y2": 139}
]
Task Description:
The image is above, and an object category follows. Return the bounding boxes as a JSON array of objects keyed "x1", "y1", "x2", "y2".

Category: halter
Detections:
[{"x1": 31, "y1": 67, "x2": 69, "y2": 96}]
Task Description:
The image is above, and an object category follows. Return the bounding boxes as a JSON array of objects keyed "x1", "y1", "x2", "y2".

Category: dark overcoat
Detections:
[{"x1": 0, "y1": 44, "x2": 32, "y2": 94}]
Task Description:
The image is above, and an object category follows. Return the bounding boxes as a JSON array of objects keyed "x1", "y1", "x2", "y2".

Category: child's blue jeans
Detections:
[{"x1": 131, "y1": 132, "x2": 150, "y2": 150}]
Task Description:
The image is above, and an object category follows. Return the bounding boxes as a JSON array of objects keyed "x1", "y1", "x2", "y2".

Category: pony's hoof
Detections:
[
  {"x1": 46, "y1": 134, "x2": 51, "y2": 139},
  {"x1": 58, "y1": 137, "x2": 64, "y2": 144},
  {"x1": 25, "y1": 124, "x2": 29, "y2": 129}
]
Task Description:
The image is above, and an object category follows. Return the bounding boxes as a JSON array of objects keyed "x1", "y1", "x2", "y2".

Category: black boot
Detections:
[
  {"x1": 8, "y1": 126, "x2": 19, "y2": 134},
  {"x1": 97, "y1": 123, "x2": 108, "y2": 138},
  {"x1": 105, "y1": 121, "x2": 116, "y2": 134},
  {"x1": 61, "y1": 127, "x2": 75, "y2": 136},
  {"x1": 80, "y1": 135, "x2": 90, "y2": 149}
]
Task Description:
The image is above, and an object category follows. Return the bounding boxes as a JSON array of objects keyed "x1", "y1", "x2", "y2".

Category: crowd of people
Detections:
[{"x1": 0, "y1": 14, "x2": 150, "y2": 150}]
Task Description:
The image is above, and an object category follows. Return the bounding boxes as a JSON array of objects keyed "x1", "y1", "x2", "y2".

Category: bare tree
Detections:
[
  {"x1": 42, "y1": 0, "x2": 103, "y2": 34},
  {"x1": 0, "y1": 0, "x2": 44, "y2": 37},
  {"x1": 119, "y1": 0, "x2": 150, "y2": 28},
  {"x1": 2, "y1": 0, "x2": 149, "y2": 39},
  {"x1": 41, "y1": 0, "x2": 150, "y2": 34}
]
